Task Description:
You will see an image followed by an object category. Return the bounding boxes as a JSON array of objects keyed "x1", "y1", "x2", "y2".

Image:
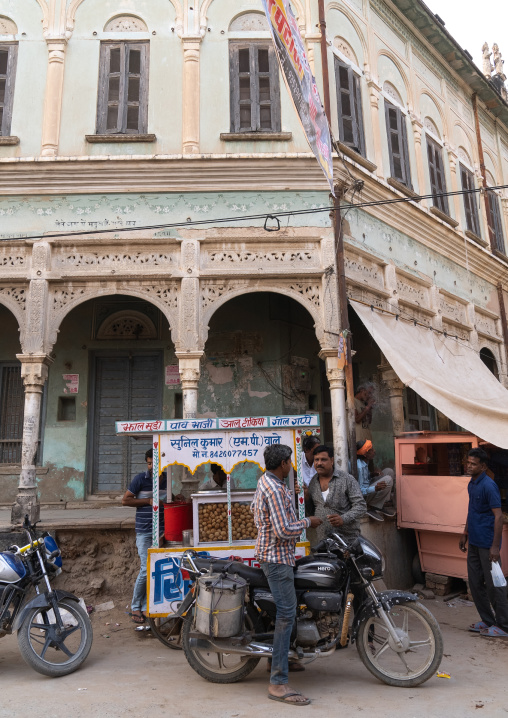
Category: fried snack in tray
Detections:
[{"x1": 198, "y1": 501, "x2": 258, "y2": 542}]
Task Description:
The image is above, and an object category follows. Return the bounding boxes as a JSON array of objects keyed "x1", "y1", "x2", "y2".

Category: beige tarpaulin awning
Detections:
[{"x1": 352, "y1": 300, "x2": 508, "y2": 449}]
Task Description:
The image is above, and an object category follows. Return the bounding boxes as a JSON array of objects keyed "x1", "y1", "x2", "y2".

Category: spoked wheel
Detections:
[
  {"x1": 17, "y1": 597, "x2": 93, "y2": 677},
  {"x1": 181, "y1": 614, "x2": 260, "y2": 684},
  {"x1": 356, "y1": 600, "x2": 443, "y2": 687},
  {"x1": 148, "y1": 615, "x2": 183, "y2": 650}
]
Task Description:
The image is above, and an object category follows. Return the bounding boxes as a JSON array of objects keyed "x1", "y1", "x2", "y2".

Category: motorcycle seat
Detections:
[{"x1": 192, "y1": 558, "x2": 269, "y2": 588}]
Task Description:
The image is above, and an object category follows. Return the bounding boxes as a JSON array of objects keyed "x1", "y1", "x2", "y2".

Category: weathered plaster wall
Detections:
[{"x1": 59, "y1": 0, "x2": 183, "y2": 156}]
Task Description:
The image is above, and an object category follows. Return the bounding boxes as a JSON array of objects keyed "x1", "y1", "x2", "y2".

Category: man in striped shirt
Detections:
[{"x1": 252, "y1": 444, "x2": 322, "y2": 706}]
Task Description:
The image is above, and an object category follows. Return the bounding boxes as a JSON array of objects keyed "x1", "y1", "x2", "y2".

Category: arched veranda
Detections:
[{"x1": 43, "y1": 294, "x2": 178, "y2": 501}]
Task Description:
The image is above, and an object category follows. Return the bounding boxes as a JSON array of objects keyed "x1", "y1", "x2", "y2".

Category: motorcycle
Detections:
[
  {"x1": 177, "y1": 533, "x2": 443, "y2": 688},
  {"x1": 0, "y1": 515, "x2": 93, "y2": 677}
]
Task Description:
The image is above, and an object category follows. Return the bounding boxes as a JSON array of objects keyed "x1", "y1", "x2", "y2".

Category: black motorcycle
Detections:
[
  {"x1": 0, "y1": 515, "x2": 93, "y2": 677},
  {"x1": 177, "y1": 533, "x2": 443, "y2": 688}
]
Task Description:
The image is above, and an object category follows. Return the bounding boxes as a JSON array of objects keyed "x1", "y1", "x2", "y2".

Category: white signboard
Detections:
[
  {"x1": 165, "y1": 365, "x2": 181, "y2": 386},
  {"x1": 62, "y1": 373, "x2": 79, "y2": 394},
  {"x1": 159, "y1": 429, "x2": 296, "y2": 474},
  {"x1": 147, "y1": 543, "x2": 310, "y2": 616}
]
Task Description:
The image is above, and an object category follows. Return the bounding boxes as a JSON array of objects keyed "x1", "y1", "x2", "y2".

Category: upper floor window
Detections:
[
  {"x1": 0, "y1": 43, "x2": 17, "y2": 136},
  {"x1": 459, "y1": 164, "x2": 480, "y2": 236},
  {"x1": 229, "y1": 41, "x2": 280, "y2": 133},
  {"x1": 487, "y1": 189, "x2": 505, "y2": 254},
  {"x1": 334, "y1": 57, "x2": 365, "y2": 157},
  {"x1": 96, "y1": 42, "x2": 149, "y2": 135},
  {"x1": 385, "y1": 100, "x2": 412, "y2": 188},
  {"x1": 427, "y1": 137, "x2": 449, "y2": 216}
]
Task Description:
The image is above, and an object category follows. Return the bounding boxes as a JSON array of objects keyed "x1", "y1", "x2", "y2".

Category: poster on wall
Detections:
[
  {"x1": 165, "y1": 365, "x2": 181, "y2": 386},
  {"x1": 62, "y1": 374, "x2": 79, "y2": 394},
  {"x1": 261, "y1": 0, "x2": 335, "y2": 194},
  {"x1": 147, "y1": 543, "x2": 310, "y2": 616}
]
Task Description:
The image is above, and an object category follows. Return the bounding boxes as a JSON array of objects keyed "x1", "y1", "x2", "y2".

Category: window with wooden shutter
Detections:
[
  {"x1": 459, "y1": 164, "x2": 481, "y2": 236},
  {"x1": 334, "y1": 57, "x2": 365, "y2": 157},
  {"x1": 0, "y1": 364, "x2": 24, "y2": 464},
  {"x1": 385, "y1": 101, "x2": 412, "y2": 188},
  {"x1": 427, "y1": 138, "x2": 450, "y2": 216},
  {"x1": 487, "y1": 190, "x2": 505, "y2": 254},
  {"x1": 97, "y1": 42, "x2": 149, "y2": 134},
  {"x1": 229, "y1": 42, "x2": 280, "y2": 133},
  {"x1": 0, "y1": 44, "x2": 18, "y2": 136}
]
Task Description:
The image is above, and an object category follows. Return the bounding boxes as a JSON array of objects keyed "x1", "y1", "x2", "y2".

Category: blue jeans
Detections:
[
  {"x1": 261, "y1": 562, "x2": 297, "y2": 685},
  {"x1": 132, "y1": 533, "x2": 152, "y2": 612}
]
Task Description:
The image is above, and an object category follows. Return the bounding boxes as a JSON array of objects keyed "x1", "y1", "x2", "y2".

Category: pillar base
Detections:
[{"x1": 11, "y1": 489, "x2": 40, "y2": 525}]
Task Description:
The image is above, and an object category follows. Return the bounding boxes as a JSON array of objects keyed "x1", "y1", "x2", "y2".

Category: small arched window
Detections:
[{"x1": 480, "y1": 347, "x2": 499, "y2": 380}]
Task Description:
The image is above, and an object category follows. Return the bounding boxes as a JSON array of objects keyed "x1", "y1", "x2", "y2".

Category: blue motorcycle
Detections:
[{"x1": 0, "y1": 515, "x2": 93, "y2": 676}]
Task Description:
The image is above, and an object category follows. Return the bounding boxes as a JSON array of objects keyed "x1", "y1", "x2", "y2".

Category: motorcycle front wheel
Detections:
[
  {"x1": 181, "y1": 613, "x2": 260, "y2": 684},
  {"x1": 148, "y1": 615, "x2": 183, "y2": 650},
  {"x1": 17, "y1": 597, "x2": 93, "y2": 677},
  {"x1": 356, "y1": 600, "x2": 443, "y2": 688}
]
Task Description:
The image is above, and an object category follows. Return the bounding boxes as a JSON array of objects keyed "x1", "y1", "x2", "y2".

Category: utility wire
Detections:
[{"x1": 2, "y1": 183, "x2": 508, "y2": 243}]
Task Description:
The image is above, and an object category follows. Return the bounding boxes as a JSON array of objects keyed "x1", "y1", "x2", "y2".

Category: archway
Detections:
[
  {"x1": 480, "y1": 347, "x2": 499, "y2": 380},
  {"x1": 42, "y1": 294, "x2": 178, "y2": 501},
  {"x1": 187, "y1": 292, "x2": 329, "y2": 494},
  {"x1": 0, "y1": 303, "x2": 23, "y2": 503}
]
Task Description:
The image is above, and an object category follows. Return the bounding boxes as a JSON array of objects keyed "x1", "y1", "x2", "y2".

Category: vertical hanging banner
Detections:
[{"x1": 262, "y1": 0, "x2": 335, "y2": 195}]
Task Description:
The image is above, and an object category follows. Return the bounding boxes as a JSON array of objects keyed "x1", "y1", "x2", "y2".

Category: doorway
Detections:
[{"x1": 88, "y1": 352, "x2": 163, "y2": 494}]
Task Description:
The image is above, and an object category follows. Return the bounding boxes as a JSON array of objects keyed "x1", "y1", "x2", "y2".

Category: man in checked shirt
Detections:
[{"x1": 252, "y1": 444, "x2": 322, "y2": 706}]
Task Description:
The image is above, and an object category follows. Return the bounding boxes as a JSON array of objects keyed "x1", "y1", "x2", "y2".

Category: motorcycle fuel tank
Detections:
[
  {"x1": 294, "y1": 556, "x2": 347, "y2": 590},
  {"x1": 0, "y1": 552, "x2": 26, "y2": 583}
]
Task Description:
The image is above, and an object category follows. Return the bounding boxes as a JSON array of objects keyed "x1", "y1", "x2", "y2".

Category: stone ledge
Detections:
[
  {"x1": 465, "y1": 229, "x2": 488, "y2": 247},
  {"x1": 429, "y1": 205, "x2": 459, "y2": 227},
  {"x1": 338, "y1": 142, "x2": 377, "y2": 172},
  {"x1": 85, "y1": 134, "x2": 156, "y2": 143},
  {"x1": 387, "y1": 176, "x2": 421, "y2": 200},
  {"x1": 0, "y1": 136, "x2": 19, "y2": 145},
  {"x1": 220, "y1": 132, "x2": 292, "y2": 141}
]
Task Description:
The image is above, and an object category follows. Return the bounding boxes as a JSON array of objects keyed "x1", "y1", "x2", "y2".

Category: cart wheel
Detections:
[{"x1": 147, "y1": 616, "x2": 183, "y2": 650}]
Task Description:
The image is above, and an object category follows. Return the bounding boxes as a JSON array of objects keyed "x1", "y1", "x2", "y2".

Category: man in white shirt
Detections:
[{"x1": 301, "y1": 435, "x2": 320, "y2": 486}]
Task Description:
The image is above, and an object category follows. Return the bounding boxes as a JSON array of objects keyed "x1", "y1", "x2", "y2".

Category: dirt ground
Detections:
[{"x1": 1, "y1": 599, "x2": 507, "y2": 718}]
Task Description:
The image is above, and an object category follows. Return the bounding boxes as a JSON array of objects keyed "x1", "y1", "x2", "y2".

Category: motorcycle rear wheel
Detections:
[
  {"x1": 182, "y1": 614, "x2": 260, "y2": 684},
  {"x1": 17, "y1": 597, "x2": 93, "y2": 677},
  {"x1": 148, "y1": 615, "x2": 183, "y2": 650},
  {"x1": 356, "y1": 600, "x2": 443, "y2": 688}
]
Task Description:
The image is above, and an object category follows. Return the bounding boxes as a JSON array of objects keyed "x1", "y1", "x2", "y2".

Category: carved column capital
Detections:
[{"x1": 16, "y1": 354, "x2": 53, "y2": 390}]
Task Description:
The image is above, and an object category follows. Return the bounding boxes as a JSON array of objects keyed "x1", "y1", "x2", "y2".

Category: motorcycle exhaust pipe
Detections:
[{"x1": 188, "y1": 637, "x2": 298, "y2": 659}]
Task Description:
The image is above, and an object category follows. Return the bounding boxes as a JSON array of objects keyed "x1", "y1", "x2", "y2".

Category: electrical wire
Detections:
[{"x1": 2, "y1": 183, "x2": 508, "y2": 243}]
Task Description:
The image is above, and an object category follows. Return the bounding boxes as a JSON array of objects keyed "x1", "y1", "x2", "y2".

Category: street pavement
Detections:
[{"x1": 1, "y1": 600, "x2": 507, "y2": 718}]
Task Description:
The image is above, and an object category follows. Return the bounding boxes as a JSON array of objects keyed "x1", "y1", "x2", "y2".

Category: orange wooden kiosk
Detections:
[{"x1": 395, "y1": 432, "x2": 508, "y2": 580}]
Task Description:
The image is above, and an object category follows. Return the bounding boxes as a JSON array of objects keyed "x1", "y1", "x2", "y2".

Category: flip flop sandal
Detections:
[
  {"x1": 131, "y1": 612, "x2": 145, "y2": 624},
  {"x1": 268, "y1": 692, "x2": 311, "y2": 706},
  {"x1": 469, "y1": 621, "x2": 488, "y2": 632},
  {"x1": 480, "y1": 625, "x2": 508, "y2": 638}
]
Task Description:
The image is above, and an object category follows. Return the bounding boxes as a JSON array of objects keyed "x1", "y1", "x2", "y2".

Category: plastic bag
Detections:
[{"x1": 491, "y1": 560, "x2": 507, "y2": 588}]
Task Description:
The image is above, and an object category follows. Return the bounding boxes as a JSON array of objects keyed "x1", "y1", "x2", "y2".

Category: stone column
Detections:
[
  {"x1": 182, "y1": 37, "x2": 201, "y2": 154},
  {"x1": 378, "y1": 359, "x2": 405, "y2": 437},
  {"x1": 319, "y1": 349, "x2": 348, "y2": 472},
  {"x1": 176, "y1": 352, "x2": 203, "y2": 419},
  {"x1": 11, "y1": 355, "x2": 53, "y2": 524},
  {"x1": 366, "y1": 79, "x2": 384, "y2": 179},
  {"x1": 41, "y1": 38, "x2": 67, "y2": 157}
]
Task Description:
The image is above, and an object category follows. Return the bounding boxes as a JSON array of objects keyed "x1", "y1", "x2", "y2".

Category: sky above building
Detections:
[{"x1": 424, "y1": 0, "x2": 508, "y2": 69}]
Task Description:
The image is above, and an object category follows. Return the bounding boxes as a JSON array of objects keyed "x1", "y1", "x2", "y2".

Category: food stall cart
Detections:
[
  {"x1": 395, "y1": 431, "x2": 508, "y2": 580},
  {"x1": 115, "y1": 414, "x2": 319, "y2": 617}
]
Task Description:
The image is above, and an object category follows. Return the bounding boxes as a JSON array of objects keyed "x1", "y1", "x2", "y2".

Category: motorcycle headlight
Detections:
[{"x1": 355, "y1": 536, "x2": 384, "y2": 579}]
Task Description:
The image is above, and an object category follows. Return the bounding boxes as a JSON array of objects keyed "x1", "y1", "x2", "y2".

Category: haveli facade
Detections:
[{"x1": 0, "y1": 0, "x2": 507, "y2": 520}]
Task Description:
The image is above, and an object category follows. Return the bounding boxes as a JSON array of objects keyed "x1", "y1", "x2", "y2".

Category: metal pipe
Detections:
[{"x1": 318, "y1": 0, "x2": 357, "y2": 473}]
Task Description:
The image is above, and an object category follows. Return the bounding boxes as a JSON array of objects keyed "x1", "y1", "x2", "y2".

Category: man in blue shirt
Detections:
[
  {"x1": 122, "y1": 449, "x2": 169, "y2": 624},
  {"x1": 356, "y1": 439, "x2": 395, "y2": 522},
  {"x1": 459, "y1": 448, "x2": 508, "y2": 638}
]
